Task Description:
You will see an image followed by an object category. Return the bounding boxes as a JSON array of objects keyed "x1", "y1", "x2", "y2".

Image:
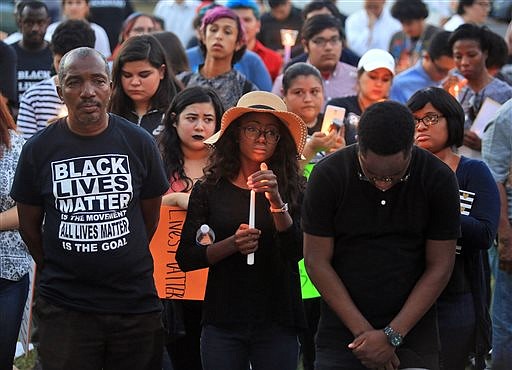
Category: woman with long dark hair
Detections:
[
  {"x1": 159, "y1": 86, "x2": 223, "y2": 213},
  {"x1": 176, "y1": 91, "x2": 306, "y2": 369},
  {"x1": 158, "y1": 86, "x2": 224, "y2": 370},
  {"x1": 0, "y1": 95, "x2": 31, "y2": 370},
  {"x1": 109, "y1": 34, "x2": 180, "y2": 138}
]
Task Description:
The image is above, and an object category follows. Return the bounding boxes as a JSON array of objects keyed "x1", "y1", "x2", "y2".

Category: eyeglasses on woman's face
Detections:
[
  {"x1": 239, "y1": 124, "x2": 281, "y2": 144},
  {"x1": 414, "y1": 113, "x2": 444, "y2": 129}
]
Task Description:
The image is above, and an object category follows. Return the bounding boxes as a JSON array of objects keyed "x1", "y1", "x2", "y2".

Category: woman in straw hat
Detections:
[{"x1": 176, "y1": 91, "x2": 307, "y2": 370}]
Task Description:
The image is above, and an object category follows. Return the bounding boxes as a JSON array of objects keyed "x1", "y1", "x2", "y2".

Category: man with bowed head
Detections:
[
  {"x1": 302, "y1": 101, "x2": 460, "y2": 369},
  {"x1": 10, "y1": 47, "x2": 169, "y2": 369}
]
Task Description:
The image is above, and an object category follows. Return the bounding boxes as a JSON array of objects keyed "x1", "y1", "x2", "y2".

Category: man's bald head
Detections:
[{"x1": 58, "y1": 47, "x2": 110, "y2": 86}]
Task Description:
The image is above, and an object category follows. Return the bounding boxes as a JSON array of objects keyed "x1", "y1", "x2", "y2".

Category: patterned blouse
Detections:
[
  {"x1": 0, "y1": 130, "x2": 31, "y2": 281},
  {"x1": 179, "y1": 68, "x2": 258, "y2": 109}
]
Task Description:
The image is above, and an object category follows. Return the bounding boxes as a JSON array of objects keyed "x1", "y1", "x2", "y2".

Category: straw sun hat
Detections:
[{"x1": 204, "y1": 91, "x2": 307, "y2": 157}]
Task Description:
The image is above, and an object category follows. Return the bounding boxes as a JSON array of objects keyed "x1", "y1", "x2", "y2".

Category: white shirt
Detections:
[
  {"x1": 45, "y1": 21, "x2": 112, "y2": 58},
  {"x1": 154, "y1": 0, "x2": 200, "y2": 47},
  {"x1": 3, "y1": 32, "x2": 21, "y2": 45},
  {"x1": 443, "y1": 14, "x2": 465, "y2": 31},
  {"x1": 345, "y1": 7, "x2": 402, "y2": 57}
]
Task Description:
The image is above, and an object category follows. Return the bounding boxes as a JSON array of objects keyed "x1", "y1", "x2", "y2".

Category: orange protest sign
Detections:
[{"x1": 150, "y1": 205, "x2": 208, "y2": 300}]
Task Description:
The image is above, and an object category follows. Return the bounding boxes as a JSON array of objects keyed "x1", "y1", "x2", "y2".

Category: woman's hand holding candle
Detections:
[
  {"x1": 234, "y1": 224, "x2": 260, "y2": 257},
  {"x1": 247, "y1": 163, "x2": 283, "y2": 208}
]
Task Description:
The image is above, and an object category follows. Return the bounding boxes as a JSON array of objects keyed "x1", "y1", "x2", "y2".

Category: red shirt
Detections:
[{"x1": 252, "y1": 40, "x2": 283, "y2": 81}]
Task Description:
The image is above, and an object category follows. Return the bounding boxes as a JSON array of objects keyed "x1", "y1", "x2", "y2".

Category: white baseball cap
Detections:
[{"x1": 357, "y1": 49, "x2": 396, "y2": 75}]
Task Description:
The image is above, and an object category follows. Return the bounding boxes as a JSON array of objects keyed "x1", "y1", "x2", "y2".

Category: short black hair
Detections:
[
  {"x1": 301, "y1": 14, "x2": 344, "y2": 42},
  {"x1": 20, "y1": 1, "x2": 48, "y2": 15},
  {"x1": 391, "y1": 0, "x2": 429, "y2": 22},
  {"x1": 301, "y1": 1, "x2": 343, "y2": 21},
  {"x1": 51, "y1": 20, "x2": 96, "y2": 56},
  {"x1": 358, "y1": 101, "x2": 415, "y2": 156},
  {"x1": 268, "y1": 0, "x2": 287, "y2": 8},
  {"x1": 448, "y1": 24, "x2": 491, "y2": 54},
  {"x1": 282, "y1": 62, "x2": 322, "y2": 93},
  {"x1": 61, "y1": 0, "x2": 88, "y2": 5},
  {"x1": 457, "y1": 0, "x2": 476, "y2": 15},
  {"x1": 485, "y1": 29, "x2": 508, "y2": 69},
  {"x1": 427, "y1": 30, "x2": 452, "y2": 60},
  {"x1": 407, "y1": 87, "x2": 464, "y2": 148}
]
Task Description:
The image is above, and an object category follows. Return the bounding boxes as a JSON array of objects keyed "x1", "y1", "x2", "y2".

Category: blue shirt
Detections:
[
  {"x1": 186, "y1": 46, "x2": 272, "y2": 92},
  {"x1": 482, "y1": 98, "x2": 512, "y2": 218},
  {"x1": 390, "y1": 61, "x2": 438, "y2": 104}
]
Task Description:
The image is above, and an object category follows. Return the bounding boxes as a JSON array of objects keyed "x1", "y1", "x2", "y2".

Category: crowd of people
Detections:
[{"x1": 1, "y1": 0, "x2": 512, "y2": 369}]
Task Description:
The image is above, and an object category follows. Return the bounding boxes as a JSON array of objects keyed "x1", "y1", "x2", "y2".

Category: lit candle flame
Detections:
[
  {"x1": 280, "y1": 29, "x2": 298, "y2": 47},
  {"x1": 453, "y1": 84, "x2": 459, "y2": 98}
]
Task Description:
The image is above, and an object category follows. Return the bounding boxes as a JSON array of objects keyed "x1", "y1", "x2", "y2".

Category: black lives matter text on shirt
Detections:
[
  {"x1": 52, "y1": 154, "x2": 133, "y2": 254},
  {"x1": 12, "y1": 44, "x2": 53, "y2": 102}
]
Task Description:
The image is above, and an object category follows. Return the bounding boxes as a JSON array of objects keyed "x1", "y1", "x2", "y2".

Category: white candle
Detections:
[
  {"x1": 247, "y1": 189, "x2": 255, "y2": 265},
  {"x1": 284, "y1": 45, "x2": 291, "y2": 65}
]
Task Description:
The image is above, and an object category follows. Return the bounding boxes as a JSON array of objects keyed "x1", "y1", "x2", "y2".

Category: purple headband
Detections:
[{"x1": 201, "y1": 6, "x2": 246, "y2": 45}]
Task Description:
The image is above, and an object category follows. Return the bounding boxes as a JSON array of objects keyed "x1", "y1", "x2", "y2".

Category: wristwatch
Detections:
[{"x1": 383, "y1": 326, "x2": 403, "y2": 347}]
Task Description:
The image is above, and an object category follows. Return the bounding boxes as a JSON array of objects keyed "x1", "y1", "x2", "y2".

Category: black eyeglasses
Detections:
[
  {"x1": 414, "y1": 113, "x2": 444, "y2": 128},
  {"x1": 310, "y1": 36, "x2": 341, "y2": 47},
  {"x1": 240, "y1": 125, "x2": 280, "y2": 144}
]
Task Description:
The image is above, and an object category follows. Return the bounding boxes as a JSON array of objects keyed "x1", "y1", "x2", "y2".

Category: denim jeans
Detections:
[
  {"x1": 35, "y1": 297, "x2": 164, "y2": 370},
  {"x1": 200, "y1": 323, "x2": 299, "y2": 370},
  {"x1": 0, "y1": 275, "x2": 29, "y2": 370},
  {"x1": 489, "y1": 247, "x2": 512, "y2": 370}
]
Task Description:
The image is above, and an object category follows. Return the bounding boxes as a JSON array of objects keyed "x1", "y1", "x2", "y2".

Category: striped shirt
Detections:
[{"x1": 16, "y1": 76, "x2": 65, "y2": 139}]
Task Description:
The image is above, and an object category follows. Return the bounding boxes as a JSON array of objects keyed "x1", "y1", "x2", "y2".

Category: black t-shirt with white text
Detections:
[
  {"x1": 12, "y1": 43, "x2": 53, "y2": 104},
  {"x1": 11, "y1": 114, "x2": 169, "y2": 314}
]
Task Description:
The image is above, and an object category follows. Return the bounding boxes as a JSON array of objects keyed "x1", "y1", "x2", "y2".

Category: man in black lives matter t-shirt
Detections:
[
  {"x1": 11, "y1": 47, "x2": 169, "y2": 369},
  {"x1": 302, "y1": 101, "x2": 461, "y2": 370},
  {"x1": 11, "y1": 1, "x2": 53, "y2": 106}
]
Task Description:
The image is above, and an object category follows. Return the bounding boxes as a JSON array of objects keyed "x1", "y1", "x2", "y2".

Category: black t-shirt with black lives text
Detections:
[
  {"x1": 11, "y1": 114, "x2": 169, "y2": 314},
  {"x1": 12, "y1": 43, "x2": 53, "y2": 104},
  {"x1": 302, "y1": 145, "x2": 461, "y2": 367}
]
